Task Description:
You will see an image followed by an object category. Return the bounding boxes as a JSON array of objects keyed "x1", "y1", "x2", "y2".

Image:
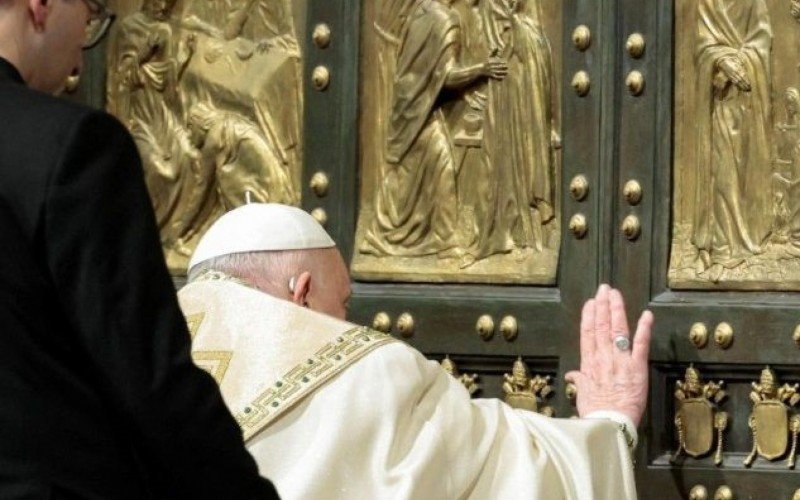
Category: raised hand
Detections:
[{"x1": 565, "y1": 284, "x2": 654, "y2": 427}]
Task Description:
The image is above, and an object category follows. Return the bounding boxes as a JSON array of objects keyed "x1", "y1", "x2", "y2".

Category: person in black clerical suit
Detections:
[{"x1": 0, "y1": 1, "x2": 279, "y2": 498}]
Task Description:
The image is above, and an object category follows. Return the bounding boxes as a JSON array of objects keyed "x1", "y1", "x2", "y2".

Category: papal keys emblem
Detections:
[
  {"x1": 744, "y1": 367, "x2": 800, "y2": 468},
  {"x1": 502, "y1": 357, "x2": 554, "y2": 417},
  {"x1": 672, "y1": 365, "x2": 728, "y2": 466}
]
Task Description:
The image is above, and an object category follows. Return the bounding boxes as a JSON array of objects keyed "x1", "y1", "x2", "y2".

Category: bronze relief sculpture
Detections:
[
  {"x1": 502, "y1": 357, "x2": 554, "y2": 416},
  {"x1": 354, "y1": 0, "x2": 562, "y2": 283},
  {"x1": 670, "y1": 0, "x2": 800, "y2": 290},
  {"x1": 107, "y1": 0, "x2": 303, "y2": 273},
  {"x1": 441, "y1": 356, "x2": 481, "y2": 396},
  {"x1": 673, "y1": 366, "x2": 728, "y2": 465},
  {"x1": 743, "y1": 367, "x2": 800, "y2": 468}
]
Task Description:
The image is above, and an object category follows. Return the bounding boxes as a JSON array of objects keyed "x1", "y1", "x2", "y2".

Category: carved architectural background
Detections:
[
  {"x1": 107, "y1": 0, "x2": 305, "y2": 273},
  {"x1": 670, "y1": 0, "x2": 800, "y2": 289},
  {"x1": 352, "y1": 0, "x2": 563, "y2": 284}
]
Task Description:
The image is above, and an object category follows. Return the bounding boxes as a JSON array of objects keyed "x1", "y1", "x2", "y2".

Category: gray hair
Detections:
[
  {"x1": 187, "y1": 248, "x2": 344, "y2": 297},
  {"x1": 188, "y1": 250, "x2": 306, "y2": 288}
]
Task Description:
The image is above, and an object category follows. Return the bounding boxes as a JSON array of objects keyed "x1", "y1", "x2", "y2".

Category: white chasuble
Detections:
[{"x1": 178, "y1": 278, "x2": 637, "y2": 500}]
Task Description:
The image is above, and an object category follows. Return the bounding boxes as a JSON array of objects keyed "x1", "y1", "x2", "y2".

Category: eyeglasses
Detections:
[{"x1": 82, "y1": 0, "x2": 116, "y2": 50}]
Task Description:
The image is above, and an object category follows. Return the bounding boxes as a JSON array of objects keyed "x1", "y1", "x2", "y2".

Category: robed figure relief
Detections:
[
  {"x1": 362, "y1": 0, "x2": 508, "y2": 258},
  {"x1": 109, "y1": 0, "x2": 196, "y2": 247},
  {"x1": 470, "y1": 0, "x2": 559, "y2": 266},
  {"x1": 107, "y1": 0, "x2": 303, "y2": 273},
  {"x1": 770, "y1": 88, "x2": 800, "y2": 244},
  {"x1": 668, "y1": 0, "x2": 800, "y2": 289},
  {"x1": 354, "y1": 0, "x2": 562, "y2": 283},
  {"x1": 187, "y1": 102, "x2": 296, "y2": 211},
  {"x1": 692, "y1": 0, "x2": 773, "y2": 282},
  {"x1": 670, "y1": 0, "x2": 800, "y2": 289}
]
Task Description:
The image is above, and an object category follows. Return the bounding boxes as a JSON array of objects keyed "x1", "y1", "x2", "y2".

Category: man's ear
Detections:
[
  {"x1": 29, "y1": 0, "x2": 50, "y2": 31},
  {"x1": 291, "y1": 271, "x2": 312, "y2": 307}
]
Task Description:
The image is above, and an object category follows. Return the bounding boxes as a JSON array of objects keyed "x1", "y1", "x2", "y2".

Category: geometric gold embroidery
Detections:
[
  {"x1": 192, "y1": 350, "x2": 233, "y2": 385},
  {"x1": 185, "y1": 312, "x2": 206, "y2": 340},
  {"x1": 184, "y1": 310, "x2": 233, "y2": 385},
  {"x1": 235, "y1": 326, "x2": 396, "y2": 441}
]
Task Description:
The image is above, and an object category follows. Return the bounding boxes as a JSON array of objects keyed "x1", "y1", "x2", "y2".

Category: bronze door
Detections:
[
  {"x1": 336, "y1": 0, "x2": 604, "y2": 450},
  {"x1": 82, "y1": 0, "x2": 800, "y2": 498},
  {"x1": 617, "y1": 0, "x2": 800, "y2": 498},
  {"x1": 297, "y1": 0, "x2": 603, "y2": 458}
]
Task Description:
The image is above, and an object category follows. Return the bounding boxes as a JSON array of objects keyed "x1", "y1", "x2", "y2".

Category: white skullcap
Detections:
[{"x1": 188, "y1": 203, "x2": 336, "y2": 271}]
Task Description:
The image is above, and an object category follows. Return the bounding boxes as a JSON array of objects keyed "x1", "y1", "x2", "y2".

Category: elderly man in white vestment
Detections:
[{"x1": 179, "y1": 203, "x2": 654, "y2": 499}]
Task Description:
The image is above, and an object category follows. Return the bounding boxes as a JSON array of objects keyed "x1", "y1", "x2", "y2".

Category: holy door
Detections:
[{"x1": 70, "y1": 0, "x2": 800, "y2": 497}]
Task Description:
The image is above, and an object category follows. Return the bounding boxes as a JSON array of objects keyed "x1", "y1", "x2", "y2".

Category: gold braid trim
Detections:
[{"x1": 236, "y1": 326, "x2": 396, "y2": 441}]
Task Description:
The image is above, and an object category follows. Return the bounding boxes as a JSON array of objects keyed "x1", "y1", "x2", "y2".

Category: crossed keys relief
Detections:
[
  {"x1": 743, "y1": 367, "x2": 800, "y2": 468},
  {"x1": 502, "y1": 357, "x2": 554, "y2": 417},
  {"x1": 672, "y1": 366, "x2": 728, "y2": 466},
  {"x1": 441, "y1": 356, "x2": 481, "y2": 397}
]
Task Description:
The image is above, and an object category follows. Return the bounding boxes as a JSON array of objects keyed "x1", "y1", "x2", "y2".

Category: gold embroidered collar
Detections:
[{"x1": 235, "y1": 326, "x2": 395, "y2": 441}]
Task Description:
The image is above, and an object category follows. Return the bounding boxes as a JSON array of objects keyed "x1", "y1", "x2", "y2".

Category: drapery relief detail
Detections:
[
  {"x1": 671, "y1": 0, "x2": 800, "y2": 289},
  {"x1": 353, "y1": 0, "x2": 562, "y2": 284},
  {"x1": 107, "y1": 0, "x2": 304, "y2": 273}
]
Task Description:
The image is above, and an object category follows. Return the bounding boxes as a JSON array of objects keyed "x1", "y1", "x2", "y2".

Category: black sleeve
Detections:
[{"x1": 43, "y1": 111, "x2": 279, "y2": 499}]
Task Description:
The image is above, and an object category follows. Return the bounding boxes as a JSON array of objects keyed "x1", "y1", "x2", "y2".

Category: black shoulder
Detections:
[
  {"x1": 60, "y1": 107, "x2": 135, "y2": 154},
  {"x1": 0, "y1": 83, "x2": 133, "y2": 143},
  {"x1": 50, "y1": 107, "x2": 141, "y2": 190},
  {"x1": 0, "y1": 83, "x2": 89, "y2": 121},
  {"x1": 0, "y1": 84, "x2": 136, "y2": 235}
]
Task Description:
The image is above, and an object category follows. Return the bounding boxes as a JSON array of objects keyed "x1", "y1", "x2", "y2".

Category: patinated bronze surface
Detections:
[
  {"x1": 673, "y1": 366, "x2": 728, "y2": 465},
  {"x1": 502, "y1": 357, "x2": 554, "y2": 416},
  {"x1": 744, "y1": 367, "x2": 800, "y2": 467},
  {"x1": 107, "y1": 0, "x2": 304, "y2": 273},
  {"x1": 353, "y1": 0, "x2": 562, "y2": 283},
  {"x1": 670, "y1": 0, "x2": 800, "y2": 289}
]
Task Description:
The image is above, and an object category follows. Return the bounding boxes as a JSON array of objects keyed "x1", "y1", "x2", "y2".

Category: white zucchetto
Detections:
[{"x1": 188, "y1": 203, "x2": 335, "y2": 271}]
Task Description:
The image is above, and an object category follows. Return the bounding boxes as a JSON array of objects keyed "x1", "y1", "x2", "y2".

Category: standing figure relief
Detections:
[
  {"x1": 691, "y1": 0, "x2": 772, "y2": 282},
  {"x1": 468, "y1": 0, "x2": 560, "y2": 266},
  {"x1": 354, "y1": 0, "x2": 562, "y2": 283},
  {"x1": 362, "y1": 0, "x2": 509, "y2": 259},
  {"x1": 670, "y1": 0, "x2": 800, "y2": 289},
  {"x1": 109, "y1": 0, "x2": 195, "y2": 244}
]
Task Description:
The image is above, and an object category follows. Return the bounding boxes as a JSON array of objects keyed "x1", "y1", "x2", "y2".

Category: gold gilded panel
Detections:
[
  {"x1": 744, "y1": 367, "x2": 800, "y2": 467},
  {"x1": 673, "y1": 366, "x2": 728, "y2": 465},
  {"x1": 353, "y1": 0, "x2": 562, "y2": 284},
  {"x1": 670, "y1": 0, "x2": 800, "y2": 289},
  {"x1": 106, "y1": 0, "x2": 305, "y2": 274}
]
